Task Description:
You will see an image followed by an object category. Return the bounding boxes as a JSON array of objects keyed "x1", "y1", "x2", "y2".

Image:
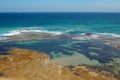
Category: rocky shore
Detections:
[
  {"x1": 102, "y1": 38, "x2": 120, "y2": 49},
  {"x1": 0, "y1": 48, "x2": 116, "y2": 80},
  {"x1": 0, "y1": 32, "x2": 72, "y2": 42}
]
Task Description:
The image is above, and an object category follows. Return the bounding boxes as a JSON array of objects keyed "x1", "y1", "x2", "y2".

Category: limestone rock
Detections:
[{"x1": 0, "y1": 48, "x2": 116, "y2": 80}]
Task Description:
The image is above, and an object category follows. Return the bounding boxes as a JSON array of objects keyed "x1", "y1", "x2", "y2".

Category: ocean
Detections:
[
  {"x1": 0, "y1": 12, "x2": 120, "y2": 65},
  {"x1": 0, "y1": 13, "x2": 120, "y2": 35}
]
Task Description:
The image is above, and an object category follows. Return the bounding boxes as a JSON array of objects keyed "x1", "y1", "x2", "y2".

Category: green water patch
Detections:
[
  {"x1": 89, "y1": 52, "x2": 99, "y2": 56},
  {"x1": 88, "y1": 47, "x2": 103, "y2": 50},
  {"x1": 51, "y1": 51, "x2": 100, "y2": 66},
  {"x1": 59, "y1": 40, "x2": 89, "y2": 48},
  {"x1": 50, "y1": 51, "x2": 67, "y2": 58}
]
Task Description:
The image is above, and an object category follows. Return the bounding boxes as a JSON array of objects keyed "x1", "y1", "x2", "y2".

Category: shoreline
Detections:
[
  {"x1": 0, "y1": 48, "x2": 116, "y2": 80},
  {"x1": 102, "y1": 38, "x2": 120, "y2": 49}
]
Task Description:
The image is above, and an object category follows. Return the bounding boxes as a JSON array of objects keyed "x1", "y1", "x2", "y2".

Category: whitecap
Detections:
[
  {"x1": 98, "y1": 33, "x2": 120, "y2": 38},
  {"x1": 2, "y1": 29, "x2": 63, "y2": 37},
  {"x1": 2, "y1": 30, "x2": 21, "y2": 36},
  {"x1": 72, "y1": 33, "x2": 120, "y2": 40}
]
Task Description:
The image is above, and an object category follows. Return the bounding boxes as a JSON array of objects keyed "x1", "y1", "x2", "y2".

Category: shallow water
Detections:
[{"x1": 1, "y1": 39, "x2": 120, "y2": 66}]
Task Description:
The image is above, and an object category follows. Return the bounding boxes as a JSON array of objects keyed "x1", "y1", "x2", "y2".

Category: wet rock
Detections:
[{"x1": 85, "y1": 33, "x2": 94, "y2": 36}]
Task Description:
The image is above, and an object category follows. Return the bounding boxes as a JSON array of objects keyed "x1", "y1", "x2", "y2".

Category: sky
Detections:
[{"x1": 0, "y1": 0, "x2": 120, "y2": 12}]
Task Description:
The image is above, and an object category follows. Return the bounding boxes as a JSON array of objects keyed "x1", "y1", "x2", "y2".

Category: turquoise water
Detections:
[{"x1": 0, "y1": 13, "x2": 120, "y2": 35}]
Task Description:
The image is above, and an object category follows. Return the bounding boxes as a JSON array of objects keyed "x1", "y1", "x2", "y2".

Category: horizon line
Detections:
[{"x1": 0, "y1": 11, "x2": 120, "y2": 13}]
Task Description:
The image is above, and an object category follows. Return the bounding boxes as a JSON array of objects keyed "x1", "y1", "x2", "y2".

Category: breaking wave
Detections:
[
  {"x1": 0, "y1": 29, "x2": 120, "y2": 41},
  {"x1": 1, "y1": 29, "x2": 63, "y2": 36},
  {"x1": 72, "y1": 33, "x2": 120, "y2": 40}
]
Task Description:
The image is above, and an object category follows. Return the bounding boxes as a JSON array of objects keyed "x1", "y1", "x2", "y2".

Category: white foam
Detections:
[
  {"x1": 72, "y1": 33, "x2": 120, "y2": 40},
  {"x1": 2, "y1": 29, "x2": 120, "y2": 41},
  {"x1": 2, "y1": 30, "x2": 21, "y2": 36},
  {"x1": 0, "y1": 37, "x2": 8, "y2": 40},
  {"x1": 72, "y1": 33, "x2": 98, "y2": 40},
  {"x1": 2, "y1": 29, "x2": 63, "y2": 36},
  {"x1": 98, "y1": 33, "x2": 120, "y2": 38},
  {"x1": 65, "y1": 30, "x2": 75, "y2": 33}
]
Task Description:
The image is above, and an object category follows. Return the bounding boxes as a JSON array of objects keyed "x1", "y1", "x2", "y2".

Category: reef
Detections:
[{"x1": 0, "y1": 48, "x2": 116, "y2": 80}]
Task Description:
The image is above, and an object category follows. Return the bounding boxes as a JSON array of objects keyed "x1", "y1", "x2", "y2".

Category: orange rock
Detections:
[
  {"x1": 0, "y1": 48, "x2": 117, "y2": 80},
  {"x1": 117, "y1": 45, "x2": 120, "y2": 49}
]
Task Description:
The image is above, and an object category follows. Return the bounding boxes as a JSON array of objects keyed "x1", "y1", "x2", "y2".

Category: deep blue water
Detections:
[{"x1": 0, "y1": 13, "x2": 120, "y2": 35}]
